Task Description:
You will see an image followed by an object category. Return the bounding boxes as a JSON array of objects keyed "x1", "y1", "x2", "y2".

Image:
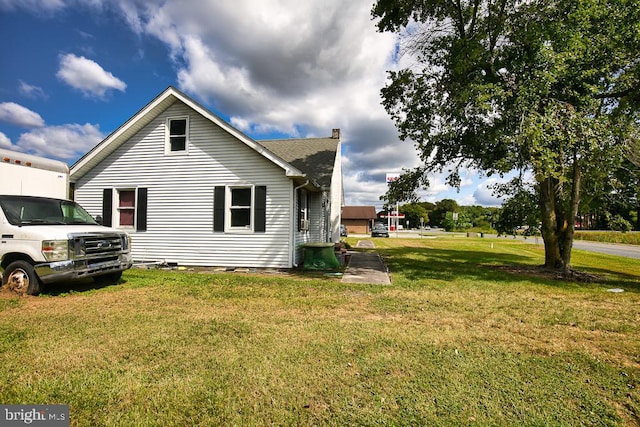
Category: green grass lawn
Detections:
[{"x1": 0, "y1": 237, "x2": 638, "y2": 426}]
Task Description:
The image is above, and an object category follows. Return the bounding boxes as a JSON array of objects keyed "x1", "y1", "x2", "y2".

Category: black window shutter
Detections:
[
  {"x1": 254, "y1": 186, "x2": 266, "y2": 232},
  {"x1": 102, "y1": 189, "x2": 113, "y2": 227},
  {"x1": 213, "y1": 186, "x2": 225, "y2": 232},
  {"x1": 136, "y1": 188, "x2": 148, "y2": 231}
]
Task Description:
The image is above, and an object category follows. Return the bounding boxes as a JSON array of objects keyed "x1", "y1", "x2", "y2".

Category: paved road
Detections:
[
  {"x1": 572, "y1": 240, "x2": 640, "y2": 260},
  {"x1": 349, "y1": 231, "x2": 640, "y2": 260},
  {"x1": 486, "y1": 234, "x2": 640, "y2": 260}
]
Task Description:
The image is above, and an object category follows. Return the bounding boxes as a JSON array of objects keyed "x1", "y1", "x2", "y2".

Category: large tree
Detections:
[{"x1": 373, "y1": 0, "x2": 640, "y2": 274}]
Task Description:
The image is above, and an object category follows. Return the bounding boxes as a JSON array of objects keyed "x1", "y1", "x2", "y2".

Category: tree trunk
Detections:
[
  {"x1": 561, "y1": 158, "x2": 582, "y2": 274},
  {"x1": 538, "y1": 177, "x2": 563, "y2": 269}
]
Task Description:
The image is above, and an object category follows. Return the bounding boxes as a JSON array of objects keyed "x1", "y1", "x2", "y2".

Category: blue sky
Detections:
[{"x1": 0, "y1": 0, "x2": 505, "y2": 210}]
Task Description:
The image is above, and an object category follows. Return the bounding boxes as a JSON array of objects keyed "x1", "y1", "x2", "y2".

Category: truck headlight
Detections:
[
  {"x1": 121, "y1": 234, "x2": 131, "y2": 251},
  {"x1": 42, "y1": 240, "x2": 70, "y2": 262}
]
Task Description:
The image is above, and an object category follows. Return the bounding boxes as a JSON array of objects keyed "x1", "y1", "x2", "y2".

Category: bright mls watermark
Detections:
[{"x1": 1, "y1": 405, "x2": 68, "y2": 426}]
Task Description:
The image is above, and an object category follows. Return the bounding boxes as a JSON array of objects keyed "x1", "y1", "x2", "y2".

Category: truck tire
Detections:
[
  {"x1": 2, "y1": 260, "x2": 42, "y2": 296},
  {"x1": 93, "y1": 271, "x2": 123, "y2": 285}
]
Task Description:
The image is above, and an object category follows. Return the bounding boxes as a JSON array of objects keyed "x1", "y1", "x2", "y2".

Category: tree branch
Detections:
[
  {"x1": 594, "y1": 86, "x2": 639, "y2": 100},
  {"x1": 452, "y1": 0, "x2": 466, "y2": 37}
]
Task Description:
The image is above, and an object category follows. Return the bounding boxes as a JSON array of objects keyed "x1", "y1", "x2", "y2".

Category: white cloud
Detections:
[
  {"x1": 342, "y1": 168, "x2": 388, "y2": 210},
  {"x1": 15, "y1": 123, "x2": 104, "y2": 161},
  {"x1": 0, "y1": 102, "x2": 45, "y2": 128},
  {"x1": 3, "y1": 0, "x2": 496, "y2": 207},
  {"x1": 116, "y1": 0, "x2": 144, "y2": 35},
  {"x1": 56, "y1": 54, "x2": 127, "y2": 98},
  {"x1": 0, "y1": 0, "x2": 65, "y2": 13},
  {"x1": 176, "y1": 36, "x2": 265, "y2": 113},
  {"x1": 68, "y1": 0, "x2": 409, "y2": 205},
  {"x1": 116, "y1": 1, "x2": 398, "y2": 124},
  {"x1": 473, "y1": 178, "x2": 507, "y2": 207},
  {"x1": 18, "y1": 81, "x2": 48, "y2": 100},
  {"x1": 459, "y1": 168, "x2": 476, "y2": 188},
  {"x1": 117, "y1": 0, "x2": 418, "y2": 207},
  {"x1": 0, "y1": 132, "x2": 14, "y2": 149},
  {"x1": 421, "y1": 174, "x2": 451, "y2": 201}
]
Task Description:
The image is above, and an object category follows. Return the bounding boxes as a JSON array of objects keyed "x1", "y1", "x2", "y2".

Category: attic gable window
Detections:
[{"x1": 166, "y1": 117, "x2": 189, "y2": 154}]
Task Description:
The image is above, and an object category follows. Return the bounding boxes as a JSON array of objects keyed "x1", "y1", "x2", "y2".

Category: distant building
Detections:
[{"x1": 341, "y1": 206, "x2": 377, "y2": 234}]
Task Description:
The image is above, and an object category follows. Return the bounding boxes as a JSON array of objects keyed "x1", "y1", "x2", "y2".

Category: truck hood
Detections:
[{"x1": 7, "y1": 224, "x2": 127, "y2": 240}]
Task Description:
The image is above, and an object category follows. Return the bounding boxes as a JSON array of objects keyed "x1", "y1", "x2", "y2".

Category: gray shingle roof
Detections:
[{"x1": 260, "y1": 137, "x2": 338, "y2": 189}]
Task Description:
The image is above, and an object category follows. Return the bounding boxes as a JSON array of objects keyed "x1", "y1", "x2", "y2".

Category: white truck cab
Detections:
[{"x1": 0, "y1": 150, "x2": 132, "y2": 295}]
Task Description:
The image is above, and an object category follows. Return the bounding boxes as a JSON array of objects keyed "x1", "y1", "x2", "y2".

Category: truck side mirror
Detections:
[{"x1": 96, "y1": 215, "x2": 103, "y2": 225}]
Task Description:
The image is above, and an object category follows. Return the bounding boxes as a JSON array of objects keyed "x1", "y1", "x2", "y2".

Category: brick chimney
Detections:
[{"x1": 331, "y1": 128, "x2": 341, "y2": 139}]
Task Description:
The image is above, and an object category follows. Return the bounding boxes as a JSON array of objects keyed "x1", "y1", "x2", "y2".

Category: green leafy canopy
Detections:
[{"x1": 373, "y1": 0, "x2": 640, "y2": 271}]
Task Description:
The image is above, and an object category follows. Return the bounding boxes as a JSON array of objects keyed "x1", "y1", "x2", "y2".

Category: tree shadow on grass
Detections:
[{"x1": 378, "y1": 246, "x2": 640, "y2": 292}]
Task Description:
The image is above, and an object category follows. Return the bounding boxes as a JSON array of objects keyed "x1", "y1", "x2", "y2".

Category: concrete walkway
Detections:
[{"x1": 341, "y1": 241, "x2": 391, "y2": 285}]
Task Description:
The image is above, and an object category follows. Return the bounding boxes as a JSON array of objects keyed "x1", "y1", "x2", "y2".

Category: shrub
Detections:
[{"x1": 609, "y1": 215, "x2": 633, "y2": 232}]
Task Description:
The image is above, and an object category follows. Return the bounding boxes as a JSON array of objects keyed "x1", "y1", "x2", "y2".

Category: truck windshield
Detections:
[{"x1": 0, "y1": 195, "x2": 99, "y2": 226}]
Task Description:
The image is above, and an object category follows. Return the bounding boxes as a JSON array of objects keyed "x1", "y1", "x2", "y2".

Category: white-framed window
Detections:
[
  {"x1": 214, "y1": 185, "x2": 266, "y2": 233},
  {"x1": 101, "y1": 187, "x2": 148, "y2": 231},
  {"x1": 116, "y1": 189, "x2": 136, "y2": 228},
  {"x1": 228, "y1": 185, "x2": 254, "y2": 230},
  {"x1": 165, "y1": 116, "x2": 189, "y2": 154},
  {"x1": 297, "y1": 188, "x2": 310, "y2": 231},
  {"x1": 115, "y1": 188, "x2": 136, "y2": 228}
]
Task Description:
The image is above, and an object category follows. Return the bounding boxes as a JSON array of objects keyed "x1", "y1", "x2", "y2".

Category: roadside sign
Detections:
[
  {"x1": 380, "y1": 213, "x2": 405, "y2": 218},
  {"x1": 386, "y1": 173, "x2": 400, "y2": 183}
]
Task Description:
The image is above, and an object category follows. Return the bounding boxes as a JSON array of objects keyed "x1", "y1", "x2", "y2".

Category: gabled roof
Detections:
[
  {"x1": 260, "y1": 137, "x2": 339, "y2": 190},
  {"x1": 341, "y1": 206, "x2": 377, "y2": 220},
  {"x1": 70, "y1": 86, "x2": 318, "y2": 188}
]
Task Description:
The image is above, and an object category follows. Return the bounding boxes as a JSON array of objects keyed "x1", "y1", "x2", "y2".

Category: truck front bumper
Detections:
[{"x1": 34, "y1": 253, "x2": 133, "y2": 284}]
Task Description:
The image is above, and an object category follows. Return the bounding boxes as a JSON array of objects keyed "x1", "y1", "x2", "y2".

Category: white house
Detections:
[{"x1": 69, "y1": 86, "x2": 342, "y2": 268}]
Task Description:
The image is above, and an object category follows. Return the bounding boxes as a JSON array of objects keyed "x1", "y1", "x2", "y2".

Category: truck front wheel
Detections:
[{"x1": 2, "y1": 261, "x2": 42, "y2": 296}]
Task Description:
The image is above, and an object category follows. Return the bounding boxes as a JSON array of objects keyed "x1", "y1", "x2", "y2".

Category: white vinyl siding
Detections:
[{"x1": 74, "y1": 102, "x2": 292, "y2": 268}]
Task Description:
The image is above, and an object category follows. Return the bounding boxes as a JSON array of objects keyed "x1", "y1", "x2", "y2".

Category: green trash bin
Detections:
[{"x1": 303, "y1": 243, "x2": 340, "y2": 270}]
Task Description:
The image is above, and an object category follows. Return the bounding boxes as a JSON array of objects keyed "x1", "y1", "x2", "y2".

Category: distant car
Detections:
[
  {"x1": 371, "y1": 223, "x2": 389, "y2": 237},
  {"x1": 340, "y1": 224, "x2": 348, "y2": 237}
]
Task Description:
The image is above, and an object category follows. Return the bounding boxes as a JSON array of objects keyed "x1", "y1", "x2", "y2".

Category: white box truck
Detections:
[
  {"x1": 0, "y1": 149, "x2": 132, "y2": 295},
  {"x1": 0, "y1": 148, "x2": 70, "y2": 198}
]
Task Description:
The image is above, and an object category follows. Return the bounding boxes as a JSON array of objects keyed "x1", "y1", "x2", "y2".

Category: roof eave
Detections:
[{"x1": 288, "y1": 173, "x2": 322, "y2": 191}]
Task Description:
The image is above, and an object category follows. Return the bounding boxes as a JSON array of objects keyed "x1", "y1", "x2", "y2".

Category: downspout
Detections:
[{"x1": 291, "y1": 180, "x2": 309, "y2": 267}]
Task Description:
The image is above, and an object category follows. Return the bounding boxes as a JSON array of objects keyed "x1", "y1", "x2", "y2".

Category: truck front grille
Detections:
[{"x1": 72, "y1": 233, "x2": 127, "y2": 259}]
